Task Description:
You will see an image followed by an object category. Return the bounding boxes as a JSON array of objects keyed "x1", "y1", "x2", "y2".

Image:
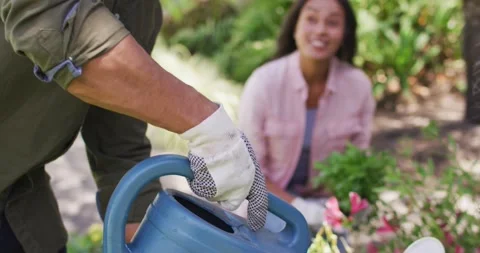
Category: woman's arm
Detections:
[
  {"x1": 351, "y1": 84, "x2": 376, "y2": 149},
  {"x1": 266, "y1": 179, "x2": 295, "y2": 203},
  {"x1": 238, "y1": 70, "x2": 296, "y2": 204}
]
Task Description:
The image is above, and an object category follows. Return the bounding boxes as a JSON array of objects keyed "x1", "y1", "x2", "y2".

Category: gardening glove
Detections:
[
  {"x1": 291, "y1": 197, "x2": 325, "y2": 229},
  {"x1": 180, "y1": 104, "x2": 268, "y2": 231}
]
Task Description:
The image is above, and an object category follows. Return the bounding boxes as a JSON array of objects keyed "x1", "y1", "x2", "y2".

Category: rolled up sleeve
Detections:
[{"x1": 1, "y1": 0, "x2": 130, "y2": 88}]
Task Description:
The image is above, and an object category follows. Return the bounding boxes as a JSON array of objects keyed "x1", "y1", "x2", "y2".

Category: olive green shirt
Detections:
[{"x1": 0, "y1": 0, "x2": 163, "y2": 252}]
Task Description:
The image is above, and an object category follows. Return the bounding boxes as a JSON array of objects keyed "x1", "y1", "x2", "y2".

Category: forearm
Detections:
[
  {"x1": 2, "y1": 0, "x2": 214, "y2": 133},
  {"x1": 352, "y1": 90, "x2": 376, "y2": 148},
  {"x1": 68, "y1": 35, "x2": 218, "y2": 134},
  {"x1": 266, "y1": 178, "x2": 295, "y2": 204}
]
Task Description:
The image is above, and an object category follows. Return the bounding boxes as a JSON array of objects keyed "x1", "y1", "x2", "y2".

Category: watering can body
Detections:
[{"x1": 103, "y1": 154, "x2": 312, "y2": 253}]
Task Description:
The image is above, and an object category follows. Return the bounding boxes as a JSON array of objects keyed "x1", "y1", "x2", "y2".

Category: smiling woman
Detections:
[
  {"x1": 273, "y1": 0, "x2": 358, "y2": 65},
  {"x1": 292, "y1": 0, "x2": 347, "y2": 62},
  {"x1": 237, "y1": 0, "x2": 376, "y2": 241}
]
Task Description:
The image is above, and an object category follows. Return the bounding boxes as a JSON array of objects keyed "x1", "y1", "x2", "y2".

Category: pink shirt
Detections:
[{"x1": 238, "y1": 51, "x2": 376, "y2": 190}]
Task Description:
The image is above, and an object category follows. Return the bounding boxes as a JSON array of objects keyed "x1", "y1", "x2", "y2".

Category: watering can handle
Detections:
[{"x1": 103, "y1": 154, "x2": 310, "y2": 253}]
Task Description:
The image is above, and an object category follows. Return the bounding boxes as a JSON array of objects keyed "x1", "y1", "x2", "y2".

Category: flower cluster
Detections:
[
  {"x1": 324, "y1": 192, "x2": 370, "y2": 230},
  {"x1": 324, "y1": 192, "x2": 400, "y2": 252}
]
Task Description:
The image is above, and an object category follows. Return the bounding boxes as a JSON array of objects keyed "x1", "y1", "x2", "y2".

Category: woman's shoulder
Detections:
[
  {"x1": 241, "y1": 53, "x2": 296, "y2": 102},
  {"x1": 248, "y1": 54, "x2": 291, "y2": 82}
]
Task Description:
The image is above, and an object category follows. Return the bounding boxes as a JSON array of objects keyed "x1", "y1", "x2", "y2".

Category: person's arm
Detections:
[
  {"x1": 351, "y1": 82, "x2": 376, "y2": 149},
  {"x1": 1, "y1": 0, "x2": 217, "y2": 132},
  {"x1": 2, "y1": 0, "x2": 155, "y2": 240},
  {"x1": 71, "y1": 37, "x2": 270, "y2": 230},
  {"x1": 266, "y1": 179, "x2": 295, "y2": 203},
  {"x1": 2, "y1": 0, "x2": 267, "y2": 231},
  {"x1": 238, "y1": 69, "x2": 326, "y2": 228},
  {"x1": 68, "y1": 35, "x2": 217, "y2": 133},
  {"x1": 238, "y1": 70, "x2": 296, "y2": 204}
]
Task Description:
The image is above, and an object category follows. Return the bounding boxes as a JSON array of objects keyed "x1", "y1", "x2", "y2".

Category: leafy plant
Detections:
[
  {"x1": 169, "y1": 17, "x2": 236, "y2": 57},
  {"x1": 346, "y1": 121, "x2": 480, "y2": 252},
  {"x1": 350, "y1": 0, "x2": 462, "y2": 101},
  {"x1": 212, "y1": 0, "x2": 292, "y2": 82},
  {"x1": 361, "y1": 121, "x2": 480, "y2": 252},
  {"x1": 308, "y1": 120, "x2": 480, "y2": 252},
  {"x1": 162, "y1": 0, "x2": 292, "y2": 83},
  {"x1": 161, "y1": 0, "x2": 238, "y2": 51},
  {"x1": 67, "y1": 224, "x2": 103, "y2": 253},
  {"x1": 312, "y1": 144, "x2": 396, "y2": 215},
  {"x1": 160, "y1": 0, "x2": 199, "y2": 23}
]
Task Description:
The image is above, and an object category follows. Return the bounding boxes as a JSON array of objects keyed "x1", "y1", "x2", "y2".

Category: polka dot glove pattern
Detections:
[{"x1": 180, "y1": 105, "x2": 268, "y2": 231}]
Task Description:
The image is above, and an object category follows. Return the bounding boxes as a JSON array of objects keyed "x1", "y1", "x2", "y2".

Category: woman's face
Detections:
[{"x1": 294, "y1": 0, "x2": 346, "y2": 61}]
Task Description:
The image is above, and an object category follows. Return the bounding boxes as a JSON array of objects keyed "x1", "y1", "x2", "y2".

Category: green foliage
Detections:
[
  {"x1": 169, "y1": 17, "x2": 236, "y2": 57},
  {"x1": 312, "y1": 144, "x2": 396, "y2": 215},
  {"x1": 308, "y1": 121, "x2": 480, "y2": 251},
  {"x1": 160, "y1": 0, "x2": 198, "y2": 22},
  {"x1": 212, "y1": 0, "x2": 292, "y2": 81},
  {"x1": 162, "y1": 0, "x2": 464, "y2": 105},
  {"x1": 67, "y1": 224, "x2": 103, "y2": 253},
  {"x1": 421, "y1": 120, "x2": 440, "y2": 139},
  {"x1": 161, "y1": 0, "x2": 238, "y2": 53},
  {"x1": 359, "y1": 121, "x2": 480, "y2": 252},
  {"x1": 162, "y1": 0, "x2": 292, "y2": 82},
  {"x1": 350, "y1": 0, "x2": 463, "y2": 100}
]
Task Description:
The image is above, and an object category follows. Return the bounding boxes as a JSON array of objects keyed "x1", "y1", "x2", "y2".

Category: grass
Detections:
[{"x1": 146, "y1": 37, "x2": 244, "y2": 155}]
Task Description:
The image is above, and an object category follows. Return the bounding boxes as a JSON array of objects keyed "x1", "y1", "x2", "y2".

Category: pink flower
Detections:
[
  {"x1": 376, "y1": 216, "x2": 397, "y2": 234},
  {"x1": 325, "y1": 197, "x2": 345, "y2": 230},
  {"x1": 349, "y1": 192, "x2": 369, "y2": 216},
  {"x1": 366, "y1": 242, "x2": 379, "y2": 253},
  {"x1": 444, "y1": 231, "x2": 454, "y2": 245},
  {"x1": 376, "y1": 216, "x2": 397, "y2": 242},
  {"x1": 455, "y1": 246, "x2": 465, "y2": 253}
]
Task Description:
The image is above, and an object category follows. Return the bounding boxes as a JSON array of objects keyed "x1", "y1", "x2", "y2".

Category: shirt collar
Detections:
[{"x1": 288, "y1": 50, "x2": 338, "y2": 94}]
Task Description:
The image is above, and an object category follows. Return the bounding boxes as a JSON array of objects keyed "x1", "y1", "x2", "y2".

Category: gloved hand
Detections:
[
  {"x1": 180, "y1": 104, "x2": 268, "y2": 231},
  {"x1": 291, "y1": 197, "x2": 325, "y2": 229}
]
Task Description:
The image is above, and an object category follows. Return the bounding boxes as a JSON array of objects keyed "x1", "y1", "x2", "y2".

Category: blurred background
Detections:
[{"x1": 43, "y1": 0, "x2": 480, "y2": 252}]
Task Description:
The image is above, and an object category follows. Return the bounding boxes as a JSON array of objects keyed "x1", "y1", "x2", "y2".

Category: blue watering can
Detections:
[{"x1": 103, "y1": 154, "x2": 311, "y2": 253}]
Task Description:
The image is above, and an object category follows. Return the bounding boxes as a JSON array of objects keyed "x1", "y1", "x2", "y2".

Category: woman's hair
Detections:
[{"x1": 272, "y1": 0, "x2": 357, "y2": 64}]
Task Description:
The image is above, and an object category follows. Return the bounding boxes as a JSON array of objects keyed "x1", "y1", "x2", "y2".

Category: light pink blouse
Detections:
[{"x1": 238, "y1": 50, "x2": 376, "y2": 189}]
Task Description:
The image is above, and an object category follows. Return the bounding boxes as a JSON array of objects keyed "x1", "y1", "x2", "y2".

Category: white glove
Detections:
[
  {"x1": 291, "y1": 197, "x2": 325, "y2": 229},
  {"x1": 180, "y1": 104, "x2": 268, "y2": 231}
]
